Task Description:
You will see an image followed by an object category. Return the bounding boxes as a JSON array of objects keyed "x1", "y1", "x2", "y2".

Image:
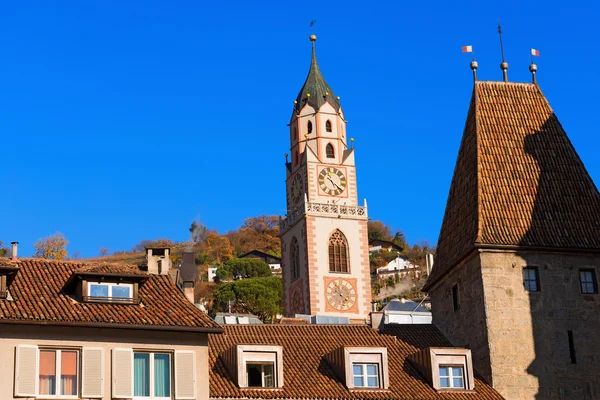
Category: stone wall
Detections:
[
  {"x1": 429, "y1": 250, "x2": 493, "y2": 383},
  {"x1": 479, "y1": 249, "x2": 600, "y2": 400}
]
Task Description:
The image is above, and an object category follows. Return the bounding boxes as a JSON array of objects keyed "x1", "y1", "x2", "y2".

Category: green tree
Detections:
[
  {"x1": 34, "y1": 232, "x2": 69, "y2": 260},
  {"x1": 0, "y1": 241, "x2": 8, "y2": 257},
  {"x1": 215, "y1": 258, "x2": 272, "y2": 283},
  {"x1": 212, "y1": 277, "x2": 283, "y2": 322}
]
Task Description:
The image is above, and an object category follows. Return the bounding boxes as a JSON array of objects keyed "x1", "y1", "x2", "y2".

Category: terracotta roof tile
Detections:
[
  {"x1": 425, "y1": 81, "x2": 600, "y2": 290},
  {"x1": 209, "y1": 324, "x2": 503, "y2": 399},
  {"x1": 0, "y1": 258, "x2": 220, "y2": 330}
]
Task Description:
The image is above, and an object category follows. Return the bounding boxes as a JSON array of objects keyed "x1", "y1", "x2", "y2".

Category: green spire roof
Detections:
[{"x1": 294, "y1": 37, "x2": 341, "y2": 114}]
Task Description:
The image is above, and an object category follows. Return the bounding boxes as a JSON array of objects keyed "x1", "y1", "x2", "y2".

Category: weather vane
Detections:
[
  {"x1": 310, "y1": 20, "x2": 316, "y2": 34},
  {"x1": 497, "y1": 20, "x2": 505, "y2": 63},
  {"x1": 497, "y1": 19, "x2": 509, "y2": 82}
]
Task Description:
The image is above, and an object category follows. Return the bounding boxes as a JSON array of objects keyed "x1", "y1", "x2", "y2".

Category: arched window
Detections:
[
  {"x1": 291, "y1": 237, "x2": 300, "y2": 280},
  {"x1": 326, "y1": 120, "x2": 332, "y2": 132},
  {"x1": 329, "y1": 230, "x2": 349, "y2": 273},
  {"x1": 307, "y1": 121, "x2": 313, "y2": 134},
  {"x1": 326, "y1": 143, "x2": 335, "y2": 158}
]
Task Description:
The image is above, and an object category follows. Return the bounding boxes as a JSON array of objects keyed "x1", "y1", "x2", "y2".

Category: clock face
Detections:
[
  {"x1": 291, "y1": 174, "x2": 304, "y2": 204},
  {"x1": 326, "y1": 279, "x2": 357, "y2": 311},
  {"x1": 318, "y1": 167, "x2": 347, "y2": 196}
]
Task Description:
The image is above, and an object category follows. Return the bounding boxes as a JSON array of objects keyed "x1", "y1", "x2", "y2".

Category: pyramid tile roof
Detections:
[
  {"x1": 0, "y1": 258, "x2": 220, "y2": 331},
  {"x1": 425, "y1": 81, "x2": 600, "y2": 290},
  {"x1": 209, "y1": 324, "x2": 503, "y2": 399}
]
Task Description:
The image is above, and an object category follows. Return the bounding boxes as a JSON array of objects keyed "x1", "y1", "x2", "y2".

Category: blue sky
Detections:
[{"x1": 1, "y1": 1, "x2": 599, "y2": 257}]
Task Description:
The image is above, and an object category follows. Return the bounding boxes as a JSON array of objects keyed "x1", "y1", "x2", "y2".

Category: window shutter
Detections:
[
  {"x1": 112, "y1": 348, "x2": 133, "y2": 399},
  {"x1": 15, "y1": 344, "x2": 38, "y2": 397},
  {"x1": 82, "y1": 347, "x2": 104, "y2": 398},
  {"x1": 175, "y1": 350, "x2": 196, "y2": 400}
]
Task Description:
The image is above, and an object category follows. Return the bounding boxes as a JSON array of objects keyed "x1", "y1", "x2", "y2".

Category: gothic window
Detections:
[
  {"x1": 307, "y1": 121, "x2": 313, "y2": 134},
  {"x1": 326, "y1": 143, "x2": 335, "y2": 158},
  {"x1": 326, "y1": 120, "x2": 332, "y2": 132},
  {"x1": 328, "y1": 230, "x2": 349, "y2": 273},
  {"x1": 291, "y1": 237, "x2": 300, "y2": 280}
]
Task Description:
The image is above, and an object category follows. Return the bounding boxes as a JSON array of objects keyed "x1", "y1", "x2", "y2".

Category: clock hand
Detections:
[{"x1": 327, "y1": 175, "x2": 343, "y2": 191}]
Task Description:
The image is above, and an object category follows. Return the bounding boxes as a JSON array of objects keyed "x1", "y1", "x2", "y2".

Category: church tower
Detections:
[{"x1": 280, "y1": 35, "x2": 371, "y2": 321}]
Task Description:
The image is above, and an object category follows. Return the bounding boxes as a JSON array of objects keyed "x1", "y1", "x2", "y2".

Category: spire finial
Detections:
[
  {"x1": 310, "y1": 20, "x2": 317, "y2": 42},
  {"x1": 498, "y1": 20, "x2": 509, "y2": 82},
  {"x1": 530, "y1": 48, "x2": 540, "y2": 85},
  {"x1": 462, "y1": 46, "x2": 477, "y2": 82}
]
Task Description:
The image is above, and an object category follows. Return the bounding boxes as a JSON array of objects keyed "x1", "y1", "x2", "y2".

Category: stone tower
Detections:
[
  {"x1": 280, "y1": 35, "x2": 371, "y2": 321},
  {"x1": 424, "y1": 79, "x2": 600, "y2": 399}
]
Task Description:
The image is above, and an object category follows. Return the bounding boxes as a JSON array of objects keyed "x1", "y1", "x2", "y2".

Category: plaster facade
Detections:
[{"x1": 1, "y1": 324, "x2": 210, "y2": 400}]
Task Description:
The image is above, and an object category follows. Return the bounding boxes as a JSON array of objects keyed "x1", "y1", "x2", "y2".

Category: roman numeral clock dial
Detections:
[{"x1": 318, "y1": 167, "x2": 347, "y2": 196}]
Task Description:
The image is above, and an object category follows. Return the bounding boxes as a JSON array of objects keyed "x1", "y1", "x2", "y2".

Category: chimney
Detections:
[
  {"x1": 425, "y1": 253, "x2": 434, "y2": 276},
  {"x1": 11, "y1": 242, "x2": 18, "y2": 261},
  {"x1": 370, "y1": 311, "x2": 384, "y2": 330},
  {"x1": 146, "y1": 247, "x2": 172, "y2": 275},
  {"x1": 180, "y1": 252, "x2": 198, "y2": 304}
]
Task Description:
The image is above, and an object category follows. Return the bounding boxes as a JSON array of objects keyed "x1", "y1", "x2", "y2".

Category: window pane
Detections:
[
  {"x1": 39, "y1": 350, "x2": 57, "y2": 395},
  {"x1": 263, "y1": 364, "x2": 274, "y2": 387},
  {"x1": 367, "y1": 376, "x2": 379, "y2": 387},
  {"x1": 451, "y1": 367, "x2": 463, "y2": 377},
  {"x1": 61, "y1": 351, "x2": 78, "y2": 395},
  {"x1": 352, "y1": 364, "x2": 362, "y2": 376},
  {"x1": 354, "y1": 376, "x2": 364, "y2": 387},
  {"x1": 90, "y1": 284, "x2": 109, "y2": 297},
  {"x1": 453, "y1": 377, "x2": 465, "y2": 388},
  {"x1": 366, "y1": 364, "x2": 378, "y2": 376},
  {"x1": 153, "y1": 354, "x2": 171, "y2": 397},
  {"x1": 440, "y1": 377, "x2": 450, "y2": 388},
  {"x1": 134, "y1": 353, "x2": 150, "y2": 396},
  {"x1": 439, "y1": 366, "x2": 449, "y2": 377},
  {"x1": 112, "y1": 285, "x2": 131, "y2": 299}
]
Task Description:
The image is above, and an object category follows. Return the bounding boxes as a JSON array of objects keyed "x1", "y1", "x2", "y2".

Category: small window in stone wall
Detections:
[
  {"x1": 451, "y1": 284, "x2": 459, "y2": 312},
  {"x1": 579, "y1": 269, "x2": 598, "y2": 294},
  {"x1": 326, "y1": 120, "x2": 332, "y2": 132},
  {"x1": 307, "y1": 121, "x2": 313, "y2": 134},
  {"x1": 523, "y1": 267, "x2": 540, "y2": 292}
]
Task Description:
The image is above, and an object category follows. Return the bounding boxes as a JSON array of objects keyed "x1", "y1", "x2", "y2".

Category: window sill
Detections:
[{"x1": 83, "y1": 296, "x2": 139, "y2": 304}]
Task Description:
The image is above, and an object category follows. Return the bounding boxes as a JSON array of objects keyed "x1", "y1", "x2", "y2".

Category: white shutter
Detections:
[
  {"x1": 15, "y1": 344, "x2": 38, "y2": 397},
  {"x1": 82, "y1": 347, "x2": 104, "y2": 398},
  {"x1": 175, "y1": 350, "x2": 196, "y2": 400},
  {"x1": 112, "y1": 348, "x2": 133, "y2": 399}
]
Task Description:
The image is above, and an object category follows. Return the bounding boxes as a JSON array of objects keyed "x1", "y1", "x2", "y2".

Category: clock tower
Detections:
[{"x1": 280, "y1": 35, "x2": 371, "y2": 321}]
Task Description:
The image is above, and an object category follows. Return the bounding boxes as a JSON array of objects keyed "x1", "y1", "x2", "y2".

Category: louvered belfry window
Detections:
[
  {"x1": 329, "y1": 230, "x2": 349, "y2": 273},
  {"x1": 291, "y1": 237, "x2": 300, "y2": 280}
]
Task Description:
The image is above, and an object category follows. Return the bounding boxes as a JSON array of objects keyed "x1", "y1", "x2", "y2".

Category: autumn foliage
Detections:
[{"x1": 34, "y1": 232, "x2": 69, "y2": 260}]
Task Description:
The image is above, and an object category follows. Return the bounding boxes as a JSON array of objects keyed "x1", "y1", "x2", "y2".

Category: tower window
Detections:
[
  {"x1": 326, "y1": 120, "x2": 332, "y2": 132},
  {"x1": 326, "y1": 143, "x2": 335, "y2": 158},
  {"x1": 451, "y1": 284, "x2": 459, "y2": 312},
  {"x1": 523, "y1": 267, "x2": 540, "y2": 292},
  {"x1": 307, "y1": 121, "x2": 313, "y2": 134},
  {"x1": 291, "y1": 237, "x2": 300, "y2": 280},
  {"x1": 568, "y1": 330, "x2": 577, "y2": 364},
  {"x1": 293, "y1": 151, "x2": 298, "y2": 166},
  {"x1": 328, "y1": 230, "x2": 349, "y2": 273},
  {"x1": 579, "y1": 269, "x2": 598, "y2": 294}
]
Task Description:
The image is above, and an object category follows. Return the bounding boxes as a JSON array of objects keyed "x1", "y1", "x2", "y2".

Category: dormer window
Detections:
[
  {"x1": 408, "y1": 347, "x2": 475, "y2": 391},
  {"x1": 87, "y1": 282, "x2": 133, "y2": 302},
  {"x1": 224, "y1": 345, "x2": 284, "y2": 389},
  {"x1": 325, "y1": 347, "x2": 389, "y2": 390},
  {"x1": 0, "y1": 265, "x2": 19, "y2": 300}
]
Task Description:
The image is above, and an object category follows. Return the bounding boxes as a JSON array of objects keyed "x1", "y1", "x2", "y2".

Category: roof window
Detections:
[
  {"x1": 408, "y1": 347, "x2": 475, "y2": 391},
  {"x1": 326, "y1": 347, "x2": 389, "y2": 390},
  {"x1": 224, "y1": 345, "x2": 284, "y2": 388},
  {"x1": 86, "y1": 282, "x2": 134, "y2": 303}
]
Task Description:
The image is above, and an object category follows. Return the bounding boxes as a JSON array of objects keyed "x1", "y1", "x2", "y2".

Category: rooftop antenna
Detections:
[
  {"x1": 498, "y1": 20, "x2": 509, "y2": 82},
  {"x1": 462, "y1": 45, "x2": 478, "y2": 81},
  {"x1": 529, "y1": 48, "x2": 540, "y2": 84}
]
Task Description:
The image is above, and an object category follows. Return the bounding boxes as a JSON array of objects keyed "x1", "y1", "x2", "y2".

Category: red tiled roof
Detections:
[
  {"x1": 209, "y1": 324, "x2": 503, "y2": 399},
  {"x1": 425, "y1": 81, "x2": 600, "y2": 290},
  {"x1": 75, "y1": 263, "x2": 147, "y2": 275},
  {"x1": 0, "y1": 258, "x2": 220, "y2": 331}
]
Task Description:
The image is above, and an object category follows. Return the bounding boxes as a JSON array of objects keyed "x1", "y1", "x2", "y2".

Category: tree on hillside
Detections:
[
  {"x1": 132, "y1": 238, "x2": 175, "y2": 253},
  {"x1": 368, "y1": 220, "x2": 408, "y2": 249},
  {"x1": 227, "y1": 215, "x2": 281, "y2": 256},
  {"x1": 215, "y1": 258, "x2": 272, "y2": 282},
  {"x1": 212, "y1": 277, "x2": 283, "y2": 322},
  {"x1": 99, "y1": 247, "x2": 110, "y2": 257},
  {"x1": 0, "y1": 241, "x2": 9, "y2": 257},
  {"x1": 189, "y1": 221, "x2": 209, "y2": 243},
  {"x1": 205, "y1": 232, "x2": 234, "y2": 264},
  {"x1": 34, "y1": 232, "x2": 69, "y2": 260}
]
